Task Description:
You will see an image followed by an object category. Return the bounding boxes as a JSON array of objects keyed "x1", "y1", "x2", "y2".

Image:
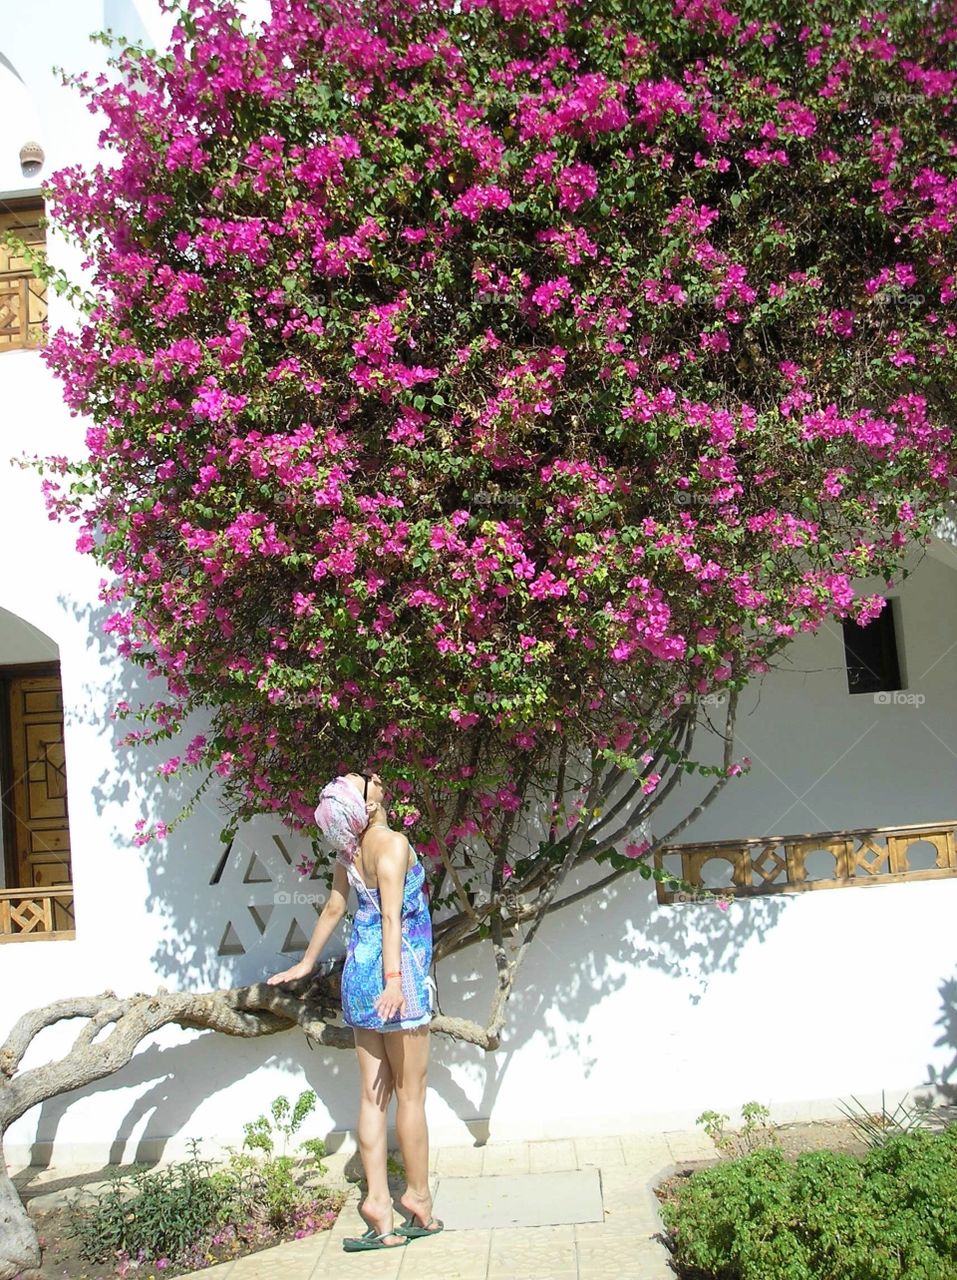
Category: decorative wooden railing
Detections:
[
  {"x1": 0, "y1": 886, "x2": 75, "y2": 941},
  {"x1": 654, "y1": 821, "x2": 957, "y2": 903},
  {"x1": 0, "y1": 205, "x2": 47, "y2": 351}
]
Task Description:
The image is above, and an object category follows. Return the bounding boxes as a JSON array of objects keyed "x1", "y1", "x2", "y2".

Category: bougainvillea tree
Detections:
[
  {"x1": 2, "y1": 0, "x2": 957, "y2": 1271},
  {"x1": 31, "y1": 0, "x2": 957, "y2": 1020}
]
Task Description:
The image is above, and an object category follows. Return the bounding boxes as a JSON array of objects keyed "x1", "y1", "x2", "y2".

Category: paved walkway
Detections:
[
  {"x1": 200, "y1": 1131, "x2": 713, "y2": 1280},
  {"x1": 18, "y1": 1129, "x2": 718, "y2": 1280}
]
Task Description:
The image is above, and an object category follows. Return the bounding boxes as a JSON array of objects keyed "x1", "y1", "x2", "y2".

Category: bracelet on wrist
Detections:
[{"x1": 384, "y1": 970, "x2": 401, "y2": 979}]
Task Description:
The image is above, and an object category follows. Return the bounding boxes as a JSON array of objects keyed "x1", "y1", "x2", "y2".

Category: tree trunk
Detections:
[{"x1": 0, "y1": 1134, "x2": 39, "y2": 1280}]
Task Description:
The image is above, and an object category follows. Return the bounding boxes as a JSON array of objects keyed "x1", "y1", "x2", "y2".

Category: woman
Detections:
[{"x1": 267, "y1": 770, "x2": 443, "y2": 1252}]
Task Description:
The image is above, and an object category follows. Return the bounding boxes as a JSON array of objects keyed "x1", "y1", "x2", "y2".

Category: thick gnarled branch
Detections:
[{"x1": 0, "y1": 979, "x2": 500, "y2": 1280}]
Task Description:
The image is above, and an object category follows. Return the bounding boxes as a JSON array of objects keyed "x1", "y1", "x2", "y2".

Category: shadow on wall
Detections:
[
  {"x1": 44, "y1": 592, "x2": 782, "y2": 1149},
  {"x1": 925, "y1": 972, "x2": 957, "y2": 1104}
]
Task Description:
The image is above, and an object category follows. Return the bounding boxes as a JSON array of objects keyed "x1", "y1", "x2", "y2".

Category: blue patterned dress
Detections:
[{"x1": 340, "y1": 849, "x2": 436, "y2": 1032}]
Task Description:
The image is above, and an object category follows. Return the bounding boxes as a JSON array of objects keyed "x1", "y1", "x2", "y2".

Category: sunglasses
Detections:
[{"x1": 357, "y1": 771, "x2": 377, "y2": 801}]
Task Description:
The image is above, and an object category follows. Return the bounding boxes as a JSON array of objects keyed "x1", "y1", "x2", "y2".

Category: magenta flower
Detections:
[{"x1": 33, "y1": 0, "x2": 954, "y2": 881}]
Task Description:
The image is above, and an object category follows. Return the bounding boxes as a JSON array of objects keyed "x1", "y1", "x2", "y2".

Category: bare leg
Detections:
[
  {"x1": 353, "y1": 1028, "x2": 405, "y2": 1246},
  {"x1": 383, "y1": 1025, "x2": 442, "y2": 1231}
]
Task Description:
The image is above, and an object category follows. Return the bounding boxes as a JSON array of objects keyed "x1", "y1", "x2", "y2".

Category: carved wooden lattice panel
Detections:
[
  {"x1": 655, "y1": 821, "x2": 957, "y2": 903},
  {"x1": 0, "y1": 205, "x2": 47, "y2": 350},
  {"x1": 7, "y1": 676, "x2": 73, "y2": 930},
  {"x1": 0, "y1": 887, "x2": 75, "y2": 942}
]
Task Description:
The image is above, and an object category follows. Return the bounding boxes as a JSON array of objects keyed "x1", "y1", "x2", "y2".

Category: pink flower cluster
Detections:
[{"x1": 37, "y1": 0, "x2": 955, "y2": 866}]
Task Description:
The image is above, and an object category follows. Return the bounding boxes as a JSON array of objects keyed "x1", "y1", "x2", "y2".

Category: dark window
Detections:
[{"x1": 842, "y1": 600, "x2": 902, "y2": 695}]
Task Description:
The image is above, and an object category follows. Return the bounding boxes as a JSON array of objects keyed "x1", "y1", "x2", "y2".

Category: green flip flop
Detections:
[
  {"x1": 342, "y1": 1226, "x2": 410, "y2": 1252},
  {"x1": 397, "y1": 1212, "x2": 444, "y2": 1239}
]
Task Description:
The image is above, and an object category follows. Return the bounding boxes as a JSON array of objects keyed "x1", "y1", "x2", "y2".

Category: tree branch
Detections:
[
  {"x1": 413, "y1": 749, "x2": 481, "y2": 927},
  {"x1": 587, "y1": 710, "x2": 697, "y2": 858},
  {"x1": 0, "y1": 982, "x2": 500, "y2": 1280},
  {"x1": 546, "y1": 687, "x2": 742, "y2": 914},
  {"x1": 588, "y1": 708, "x2": 692, "y2": 844}
]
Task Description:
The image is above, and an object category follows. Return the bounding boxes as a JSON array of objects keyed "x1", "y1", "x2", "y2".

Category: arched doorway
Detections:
[{"x1": 0, "y1": 608, "x2": 73, "y2": 939}]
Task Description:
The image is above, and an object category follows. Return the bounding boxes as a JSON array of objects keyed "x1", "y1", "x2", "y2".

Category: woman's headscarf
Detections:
[{"x1": 314, "y1": 775, "x2": 370, "y2": 866}]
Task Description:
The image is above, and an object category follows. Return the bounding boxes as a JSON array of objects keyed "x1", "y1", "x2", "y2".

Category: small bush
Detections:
[
  {"x1": 697, "y1": 1101, "x2": 779, "y2": 1156},
  {"x1": 64, "y1": 1093, "x2": 339, "y2": 1269},
  {"x1": 64, "y1": 1139, "x2": 235, "y2": 1265},
  {"x1": 660, "y1": 1125, "x2": 957, "y2": 1280},
  {"x1": 836, "y1": 1090, "x2": 934, "y2": 1149},
  {"x1": 236, "y1": 1089, "x2": 328, "y2": 1227}
]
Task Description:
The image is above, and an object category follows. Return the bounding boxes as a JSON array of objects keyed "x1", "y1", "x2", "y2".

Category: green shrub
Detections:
[
  {"x1": 660, "y1": 1126, "x2": 957, "y2": 1280},
  {"x1": 697, "y1": 1101, "x2": 780, "y2": 1157},
  {"x1": 65, "y1": 1092, "x2": 335, "y2": 1264},
  {"x1": 64, "y1": 1138, "x2": 235, "y2": 1264},
  {"x1": 236, "y1": 1089, "x2": 328, "y2": 1227}
]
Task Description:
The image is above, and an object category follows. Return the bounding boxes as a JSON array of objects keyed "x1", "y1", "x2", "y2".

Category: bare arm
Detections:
[
  {"x1": 266, "y1": 861, "x2": 349, "y2": 984},
  {"x1": 376, "y1": 833, "x2": 409, "y2": 982}
]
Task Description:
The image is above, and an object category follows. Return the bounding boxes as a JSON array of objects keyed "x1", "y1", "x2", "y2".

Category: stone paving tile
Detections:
[
  {"x1": 435, "y1": 1143, "x2": 487, "y2": 1176},
  {"x1": 600, "y1": 1205, "x2": 661, "y2": 1236},
  {"x1": 577, "y1": 1234, "x2": 672, "y2": 1278},
  {"x1": 577, "y1": 1263, "x2": 664, "y2": 1280},
  {"x1": 528, "y1": 1138, "x2": 578, "y2": 1173},
  {"x1": 664, "y1": 1130, "x2": 716, "y2": 1162},
  {"x1": 394, "y1": 1229, "x2": 492, "y2": 1276},
  {"x1": 480, "y1": 1142, "x2": 531, "y2": 1176},
  {"x1": 310, "y1": 1246, "x2": 408, "y2": 1280},
  {"x1": 488, "y1": 1271, "x2": 577, "y2": 1280},
  {"x1": 577, "y1": 1272, "x2": 650, "y2": 1280},
  {"x1": 575, "y1": 1217, "x2": 639, "y2": 1243},
  {"x1": 311, "y1": 1209, "x2": 409, "y2": 1280},
  {"x1": 228, "y1": 1229, "x2": 333, "y2": 1279},
  {"x1": 489, "y1": 1223, "x2": 575, "y2": 1251},
  {"x1": 597, "y1": 1164, "x2": 648, "y2": 1191},
  {"x1": 434, "y1": 1168, "x2": 601, "y2": 1230},
  {"x1": 486, "y1": 1224, "x2": 577, "y2": 1278},
  {"x1": 596, "y1": 1166, "x2": 662, "y2": 1228},
  {"x1": 399, "y1": 1252, "x2": 492, "y2": 1280},
  {"x1": 620, "y1": 1134, "x2": 672, "y2": 1167},
  {"x1": 574, "y1": 1135, "x2": 625, "y2": 1167}
]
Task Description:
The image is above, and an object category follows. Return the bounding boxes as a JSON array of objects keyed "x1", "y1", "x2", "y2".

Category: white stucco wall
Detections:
[{"x1": 1, "y1": 0, "x2": 955, "y2": 1168}]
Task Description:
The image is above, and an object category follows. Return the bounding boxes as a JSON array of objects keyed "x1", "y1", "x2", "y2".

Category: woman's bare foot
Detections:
[
  {"x1": 399, "y1": 1187, "x2": 443, "y2": 1232},
  {"x1": 359, "y1": 1193, "x2": 406, "y2": 1246}
]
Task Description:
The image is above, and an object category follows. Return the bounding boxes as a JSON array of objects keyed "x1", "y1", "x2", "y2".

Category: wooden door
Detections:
[{"x1": 7, "y1": 676, "x2": 73, "y2": 928}]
